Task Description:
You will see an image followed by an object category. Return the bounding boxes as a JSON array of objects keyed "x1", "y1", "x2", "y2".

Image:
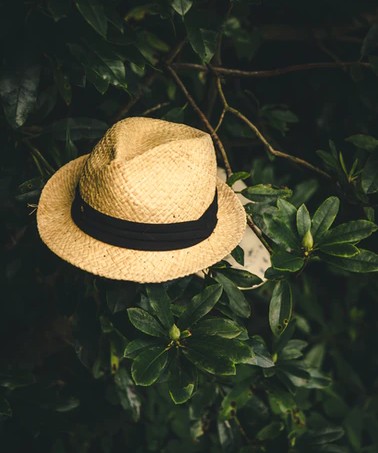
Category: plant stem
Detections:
[
  {"x1": 215, "y1": 78, "x2": 332, "y2": 180},
  {"x1": 171, "y1": 61, "x2": 371, "y2": 78},
  {"x1": 166, "y1": 64, "x2": 233, "y2": 177}
]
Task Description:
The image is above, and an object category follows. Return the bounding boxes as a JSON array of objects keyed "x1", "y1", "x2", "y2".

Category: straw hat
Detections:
[{"x1": 37, "y1": 117, "x2": 246, "y2": 283}]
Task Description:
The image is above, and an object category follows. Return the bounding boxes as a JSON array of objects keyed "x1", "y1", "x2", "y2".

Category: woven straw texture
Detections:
[{"x1": 37, "y1": 117, "x2": 246, "y2": 283}]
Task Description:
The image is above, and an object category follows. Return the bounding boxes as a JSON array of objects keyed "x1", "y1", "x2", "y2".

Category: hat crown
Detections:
[{"x1": 79, "y1": 117, "x2": 217, "y2": 223}]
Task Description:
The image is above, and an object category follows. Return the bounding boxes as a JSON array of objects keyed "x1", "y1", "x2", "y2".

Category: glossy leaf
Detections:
[
  {"x1": 311, "y1": 197, "x2": 340, "y2": 241},
  {"x1": 219, "y1": 383, "x2": 253, "y2": 420},
  {"x1": 256, "y1": 422, "x2": 284, "y2": 441},
  {"x1": 49, "y1": 117, "x2": 108, "y2": 140},
  {"x1": 242, "y1": 184, "x2": 292, "y2": 204},
  {"x1": 345, "y1": 134, "x2": 378, "y2": 151},
  {"x1": 75, "y1": 0, "x2": 108, "y2": 38},
  {"x1": 131, "y1": 346, "x2": 168, "y2": 386},
  {"x1": 189, "y1": 337, "x2": 253, "y2": 364},
  {"x1": 146, "y1": 285, "x2": 174, "y2": 330},
  {"x1": 269, "y1": 281, "x2": 292, "y2": 336},
  {"x1": 271, "y1": 251, "x2": 304, "y2": 272},
  {"x1": 185, "y1": 20, "x2": 217, "y2": 64},
  {"x1": 296, "y1": 204, "x2": 311, "y2": 237},
  {"x1": 127, "y1": 308, "x2": 166, "y2": 337},
  {"x1": 230, "y1": 245, "x2": 244, "y2": 266},
  {"x1": 213, "y1": 273, "x2": 251, "y2": 318},
  {"x1": 263, "y1": 214, "x2": 300, "y2": 251},
  {"x1": 0, "y1": 65, "x2": 40, "y2": 129},
  {"x1": 124, "y1": 338, "x2": 160, "y2": 359},
  {"x1": 178, "y1": 284, "x2": 223, "y2": 328},
  {"x1": 319, "y1": 243, "x2": 360, "y2": 258},
  {"x1": 248, "y1": 336, "x2": 275, "y2": 368},
  {"x1": 227, "y1": 171, "x2": 250, "y2": 187},
  {"x1": 183, "y1": 347, "x2": 236, "y2": 376},
  {"x1": 321, "y1": 220, "x2": 378, "y2": 245},
  {"x1": 320, "y1": 248, "x2": 378, "y2": 273},
  {"x1": 362, "y1": 154, "x2": 378, "y2": 193},
  {"x1": 168, "y1": 359, "x2": 195, "y2": 404},
  {"x1": 219, "y1": 268, "x2": 262, "y2": 288},
  {"x1": 171, "y1": 0, "x2": 193, "y2": 16},
  {"x1": 192, "y1": 318, "x2": 244, "y2": 339}
]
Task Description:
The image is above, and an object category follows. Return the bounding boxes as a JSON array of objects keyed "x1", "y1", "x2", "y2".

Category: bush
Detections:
[{"x1": 1, "y1": 1, "x2": 378, "y2": 452}]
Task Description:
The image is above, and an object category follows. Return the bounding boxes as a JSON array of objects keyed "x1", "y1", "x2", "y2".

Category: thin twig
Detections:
[
  {"x1": 165, "y1": 64, "x2": 233, "y2": 177},
  {"x1": 171, "y1": 61, "x2": 371, "y2": 78},
  {"x1": 214, "y1": 108, "x2": 226, "y2": 133},
  {"x1": 215, "y1": 78, "x2": 332, "y2": 180},
  {"x1": 113, "y1": 40, "x2": 187, "y2": 121},
  {"x1": 140, "y1": 102, "x2": 170, "y2": 116}
]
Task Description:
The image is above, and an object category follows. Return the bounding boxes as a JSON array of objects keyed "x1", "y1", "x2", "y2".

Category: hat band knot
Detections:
[{"x1": 71, "y1": 188, "x2": 218, "y2": 251}]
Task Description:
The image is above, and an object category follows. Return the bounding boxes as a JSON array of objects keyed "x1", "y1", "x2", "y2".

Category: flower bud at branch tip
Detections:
[{"x1": 169, "y1": 324, "x2": 181, "y2": 341}]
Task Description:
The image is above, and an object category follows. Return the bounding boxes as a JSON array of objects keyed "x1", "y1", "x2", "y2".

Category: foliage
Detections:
[{"x1": 1, "y1": 0, "x2": 378, "y2": 452}]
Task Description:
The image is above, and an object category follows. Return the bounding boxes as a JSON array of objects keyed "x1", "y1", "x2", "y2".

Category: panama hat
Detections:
[{"x1": 37, "y1": 117, "x2": 246, "y2": 283}]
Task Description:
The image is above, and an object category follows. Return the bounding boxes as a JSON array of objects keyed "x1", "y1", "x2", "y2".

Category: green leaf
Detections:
[
  {"x1": 263, "y1": 214, "x2": 300, "y2": 251},
  {"x1": 75, "y1": 0, "x2": 108, "y2": 38},
  {"x1": 230, "y1": 245, "x2": 244, "y2": 265},
  {"x1": 321, "y1": 220, "x2": 378, "y2": 245},
  {"x1": 280, "y1": 339, "x2": 308, "y2": 360},
  {"x1": 127, "y1": 308, "x2": 165, "y2": 337},
  {"x1": 183, "y1": 347, "x2": 236, "y2": 376},
  {"x1": 362, "y1": 154, "x2": 378, "y2": 193},
  {"x1": 319, "y1": 243, "x2": 360, "y2": 258},
  {"x1": 269, "y1": 281, "x2": 292, "y2": 336},
  {"x1": 192, "y1": 318, "x2": 245, "y2": 339},
  {"x1": 271, "y1": 251, "x2": 304, "y2": 272},
  {"x1": 260, "y1": 105, "x2": 298, "y2": 135},
  {"x1": 145, "y1": 285, "x2": 174, "y2": 330},
  {"x1": 213, "y1": 273, "x2": 251, "y2": 318},
  {"x1": 178, "y1": 284, "x2": 223, "y2": 328},
  {"x1": 114, "y1": 367, "x2": 141, "y2": 421},
  {"x1": 296, "y1": 204, "x2": 311, "y2": 238},
  {"x1": 227, "y1": 171, "x2": 250, "y2": 187},
  {"x1": 361, "y1": 24, "x2": 378, "y2": 57},
  {"x1": 217, "y1": 268, "x2": 263, "y2": 288},
  {"x1": 0, "y1": 395, "x2": 12, "y2": 418},
  {"x1": 48, "y1": 0, "x2": 71, "y2": 21},
  {"x1": 185, "y1": 20, "x2": 217, "y2": 64},
  {"x1": 311, "y1": 197, "x2": 340, "y2": 241},
  {"x1": 131, "y1": 346, "x2": 168, "y2": 386},
  {"x1": 0, "y1": 65, "x2": 40, "y2": 129},
  {"x1": 320, "y1": 248, "x2": 378, "y2": 273},
  {"x1": 124, "y1": 338, "x2": 160, "y2": 359},
  {"x1": 171, "y1": 0, "x2": 193, "y2": 16},
  {"x1": 248, "y1": 336, "x2": 275, "y2": 368},
  {"x1": 49, "y1": 117, "x2": 108, "y2": 140},
  {"x1": 168, "y1": 359, "x2": 195, "y2": 404},
  {"x1": 345, "y1": 134, "x2": 378, "y2": 152},
  {"x1": 242, "y1": 184, "x2": 292, "y2": 204},
  {"x1": 189, "y1": 337, "x2": 253, "y2": 364},
  {"x1": 219, "y1": 382, "x2": 253, "y2": 421},
  {"x1": 277, "y1": 199, "x2": 297, "y2": 229},
  {"x1": 256, "y1": 422, "x2": 284, "y2": 441}
]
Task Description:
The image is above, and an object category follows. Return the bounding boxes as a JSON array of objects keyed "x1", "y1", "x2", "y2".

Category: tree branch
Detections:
[
  {"x1": 165, "y1": 64, "x2": 233, "y2": 178},
  {"x1": 215, "y1": 78, "x2": 332, "y2": 181},
  {"x1": 113, "y1": 41, "x2": 187, "y2": 121},
  {"x1": 171, "y1": 61, "x2": 371, "y2": 78}
]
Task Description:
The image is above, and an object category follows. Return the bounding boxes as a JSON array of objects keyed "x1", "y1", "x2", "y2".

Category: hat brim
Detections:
[{"x1": 37, "y1": 155, "x2": 247, "y2": 283}]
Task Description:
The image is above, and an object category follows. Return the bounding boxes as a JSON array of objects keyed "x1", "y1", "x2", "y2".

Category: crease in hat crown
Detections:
[{"x1": 78, "y1": 117, "x2": 217, "y2": 224}]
